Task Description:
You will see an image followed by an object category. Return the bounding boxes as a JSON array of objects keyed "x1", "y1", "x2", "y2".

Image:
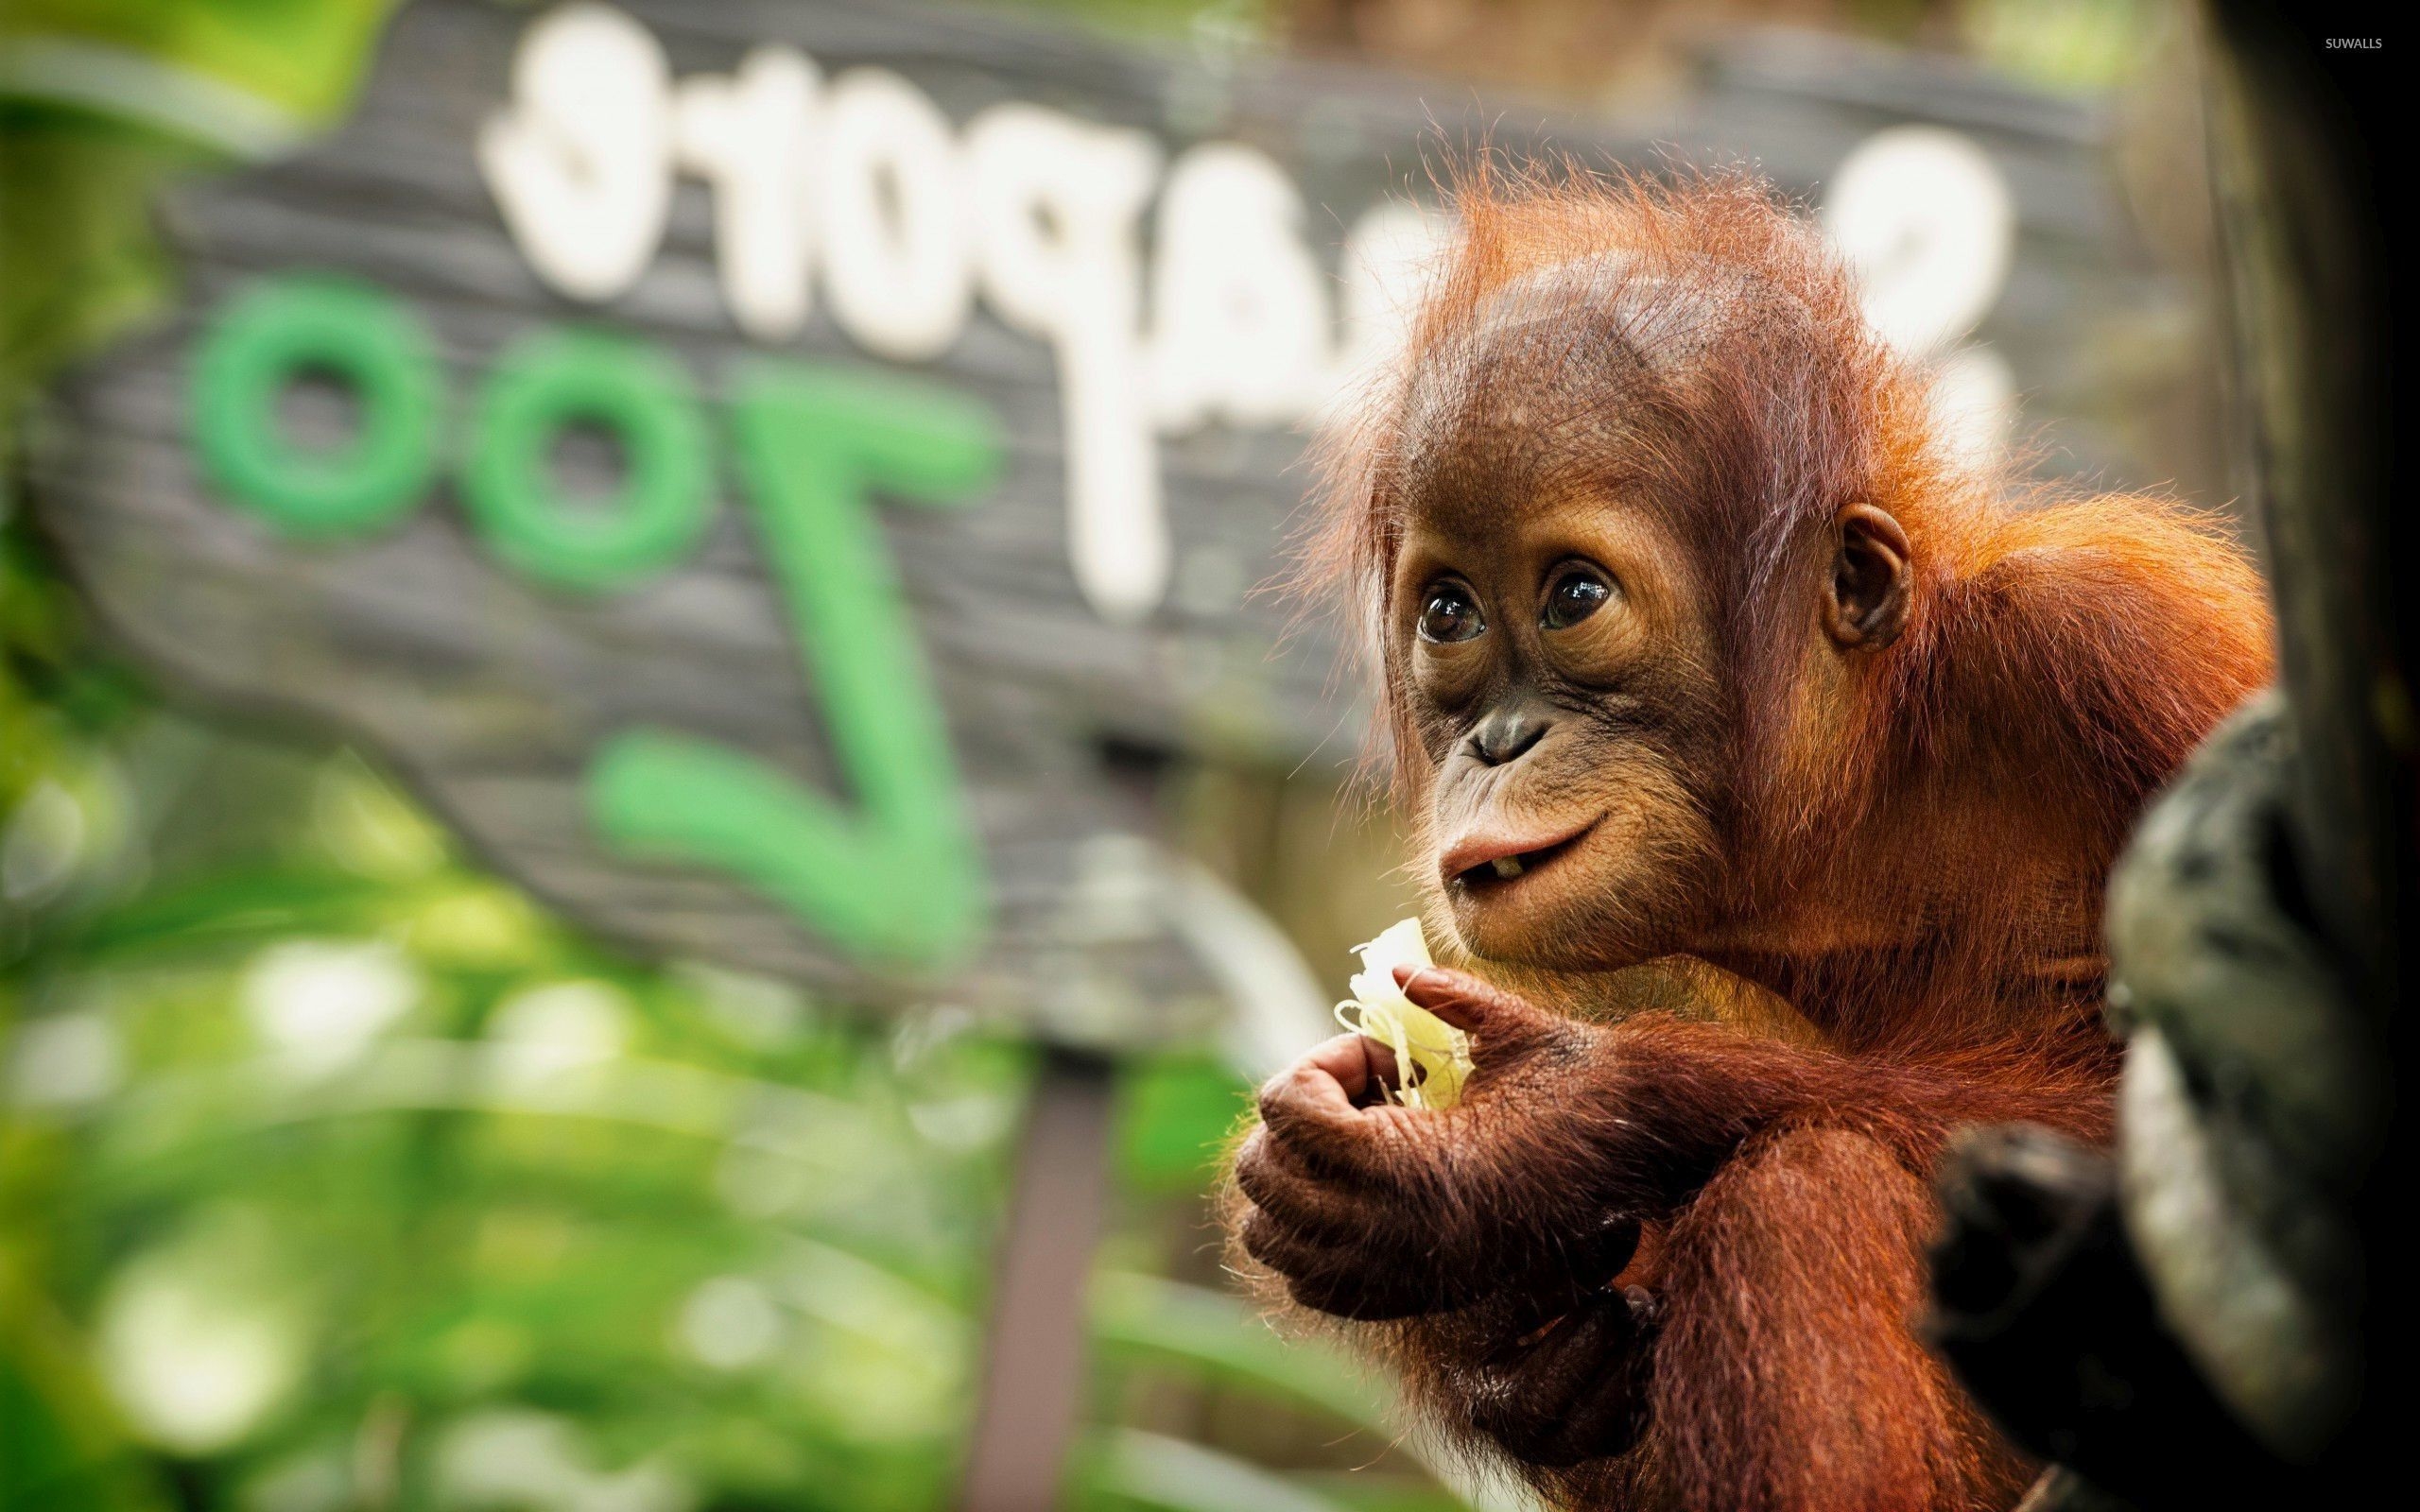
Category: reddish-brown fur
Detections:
[{"x1": 1228, "y1": 167, "x2": 2273, "y2": 1511}]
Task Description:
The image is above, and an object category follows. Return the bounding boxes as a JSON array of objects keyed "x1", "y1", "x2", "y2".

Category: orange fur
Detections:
[{"x1": 1251, "y1": 165, "x2": 2274, "y2": 1510}]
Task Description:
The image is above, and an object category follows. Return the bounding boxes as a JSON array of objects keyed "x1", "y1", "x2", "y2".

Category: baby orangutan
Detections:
[{"x1": 1227, "y1": 170, "x2": 2273, "y2": 1511}]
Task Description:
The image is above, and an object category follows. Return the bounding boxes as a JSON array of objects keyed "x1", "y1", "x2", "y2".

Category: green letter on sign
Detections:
[
  {"x1": 464, "y1": 328, "x2": 712, "y2": 592},
  {"x1": 587, "y1": 363, "x2": 1001, "y2": 967},
  {"x1": 191, "y1": 276, "x2": 440, "y2": 537}
]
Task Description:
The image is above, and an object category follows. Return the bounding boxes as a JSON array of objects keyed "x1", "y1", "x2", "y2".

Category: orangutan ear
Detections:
[{"x1": 1824, "y1": 503, "x2": 1911, "y2": 649}]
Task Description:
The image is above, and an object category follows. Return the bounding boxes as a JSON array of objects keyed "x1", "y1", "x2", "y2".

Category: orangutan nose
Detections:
[{"x1": 1470, "y1": 700, "x2": 1553, "y2": 765}]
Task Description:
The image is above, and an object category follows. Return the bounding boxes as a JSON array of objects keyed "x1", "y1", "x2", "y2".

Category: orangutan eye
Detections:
[
  {"x1": 1542, "y1": 566, "x2": 1614, "y2": 630},
  {"x1": 1416, "y1": 581, "x2": 1486, "y2": 644}
]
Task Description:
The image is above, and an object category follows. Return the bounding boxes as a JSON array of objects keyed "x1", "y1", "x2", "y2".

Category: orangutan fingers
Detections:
[
  {"x1": 1236, "y1": 1199, "x2": 1338, "y2": 1283},
  {"x1": 1257, "y1": 1090, "x2": 1444, "y2": 1194},
  {"x1": 1298, "y1": 1031, "x2": 1403, "y2": 1104},
  {"x1": 1487, "y1": 1213, "x2": 1647, "y2": 1330},
  {"x1": 1285, "y1": 1262, "x2": 1448, "y2": 1321},
  {"x1": 1232, "y1": 1124, "x2": 1390, "y2": 1240},
  {"x1": 1396, "y1": 966, "x2": 1570, "y2": 1065},
  {"x1": 1237, "y1": 1202, "x2": 1446, "y2": 1319},
  {"x1": 1253, "y1": 1040, "x2": 1362, "y2": 1129},
  {"x1": 1550, "y1": 1309, "x2": 1657, "y2": 1462},
  {"x1": 1467, "y1": 1289, "x2": 1655, "y2": 1466}
]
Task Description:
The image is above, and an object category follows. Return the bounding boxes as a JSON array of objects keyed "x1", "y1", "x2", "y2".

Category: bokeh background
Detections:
[{"x1": 4, "y1": 3, "x2": 2237, "y2": 1510}]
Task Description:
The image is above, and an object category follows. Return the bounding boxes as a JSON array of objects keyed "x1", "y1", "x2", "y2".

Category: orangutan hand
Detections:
[
  {"x1": 1434, "y1": 1280, "x2": 1662, "y2": 1467},
  {"x1": 1230, "y1": 966, "x2": 1631, "y2": 1321}
]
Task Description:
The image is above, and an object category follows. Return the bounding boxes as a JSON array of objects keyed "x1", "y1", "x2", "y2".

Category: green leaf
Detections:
[
  {"x1": 1091, "y1": 1272, "x2": 1390, "y2": 1434},
  {"x1": 1083, "y1": 1428, "x2": 1354, "y2": 1512},
  {"x1": 1115, "y1": 1051, "x2": 1251, "y2": 1194}
]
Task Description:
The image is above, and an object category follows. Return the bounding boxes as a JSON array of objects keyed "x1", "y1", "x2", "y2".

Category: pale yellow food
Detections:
[{"x1": 1333, "y1": 919, "x2": 1474, "y2": 1110}]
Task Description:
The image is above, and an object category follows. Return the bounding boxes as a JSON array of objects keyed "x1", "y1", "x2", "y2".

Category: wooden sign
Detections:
[{"x1": 25, "y1": 0, "x2": 2172, "y2": 1043}]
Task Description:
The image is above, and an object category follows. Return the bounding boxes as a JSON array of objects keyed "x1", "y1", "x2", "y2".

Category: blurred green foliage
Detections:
[
  {"x1": 1, "y1": 487, "x2": 1448, "y2": 1512},
  {"x1": 0, "y1": 0, "x2": 397, "y2": 123},
  {"x1": 1959, "y1": 0, "x2": 2161, "y2": 94},
  {"x1": 0, "y1": 0, "x2": 399, "y2": 419}
]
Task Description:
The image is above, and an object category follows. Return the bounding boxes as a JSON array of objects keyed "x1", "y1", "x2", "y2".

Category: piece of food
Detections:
[{"x1": 1334, "y1": 918, "x2": 1474, "y2": 1110}]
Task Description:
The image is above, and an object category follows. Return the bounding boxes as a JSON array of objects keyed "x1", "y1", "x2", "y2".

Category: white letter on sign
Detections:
[
  {"x1": 478, "y1": 3, "x2": 673, "y2": 303},
  {"x1": 964, "y1": 104, "x2": 1163, "y2": 623},
  {"x1": 1328, "y1": 200, "x2": 1451, "y2": 401},
  {"x1": 1148, "y1": 144, "x2": 1332, "y2": 432},
  {"x1": 820, "y1": 69, "x2": 974, "y2": 363},
  {"x1": 1824, "y1": 125, "x2": 2017, "y2": 466},
  {"x1": 1824, "y1": 125, "x2": 2013, "y2": 357},
  {"x1": 674, "y1": 45, "x2": 820, "y2": 341}
]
